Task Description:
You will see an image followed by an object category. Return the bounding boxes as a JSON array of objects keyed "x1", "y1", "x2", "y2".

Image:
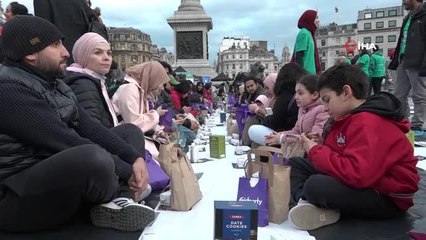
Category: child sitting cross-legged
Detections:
[
  {"x1": 263, "y1": 75, "x2": 329, "y2": 146},
  {"x1": 287, "y1": 64, "x2": 420, "y2": 231}
]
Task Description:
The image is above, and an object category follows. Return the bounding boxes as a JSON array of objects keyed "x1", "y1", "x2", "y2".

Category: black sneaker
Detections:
[{"x1": 90, "y1": 197, "x2": 155, "y2": 232}]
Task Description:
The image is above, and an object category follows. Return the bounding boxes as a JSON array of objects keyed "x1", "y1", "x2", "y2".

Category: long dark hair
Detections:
[{"x1": 274, "y1": 63, "x2": 308, "y2": 96}]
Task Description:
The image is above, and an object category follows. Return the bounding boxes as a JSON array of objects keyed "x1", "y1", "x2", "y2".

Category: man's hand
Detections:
[
  {"x1": 264, "y1": 131, "x2": 281, "y2": 145},
  {"x1": 300, "y1": 133, "x2": 318, "y2": 152},
  {"x1": 128, "y1": 157, "x2": 149, "y2": 194}
]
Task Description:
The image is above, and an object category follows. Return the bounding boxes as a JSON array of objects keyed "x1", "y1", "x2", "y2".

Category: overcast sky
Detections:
[{"x1": 10, "y1": 0, "x2": 402, "y2": 63}]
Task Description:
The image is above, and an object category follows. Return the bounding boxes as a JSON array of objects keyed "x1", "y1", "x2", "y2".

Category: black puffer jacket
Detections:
[{"x1": 63, "y1": 72, "x2": 115, "y2": 129}]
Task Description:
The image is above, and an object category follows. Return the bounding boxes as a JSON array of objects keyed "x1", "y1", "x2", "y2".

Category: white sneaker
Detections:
[
  {"x1": 90, "y1": 197, "x2": 155, "y2": 232},
  {"x1": 288, "y1": 200, "x2": 340, "y2": 231}
]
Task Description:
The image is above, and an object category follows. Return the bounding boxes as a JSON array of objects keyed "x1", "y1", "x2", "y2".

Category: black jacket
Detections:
[
  {"x1": 262, "y1": 88, "x2": 298, "y2": 132},
  {"x1": 34, "y1": 0, "x2": 92, "y2": 62},
  {"x1": 63, "y1": 72, "x2": 115, "y2": 129},
  {"x1": 389, "y1": 4, "x2": 426, "y2": 71},
  {"x1": 0, "y1": 63, "x2": 141, "y2": 182}
]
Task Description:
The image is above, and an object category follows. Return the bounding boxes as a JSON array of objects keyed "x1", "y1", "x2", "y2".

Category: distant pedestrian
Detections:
[{"x1": 369, "y1": 45, "x2": 386, "y2": 95}]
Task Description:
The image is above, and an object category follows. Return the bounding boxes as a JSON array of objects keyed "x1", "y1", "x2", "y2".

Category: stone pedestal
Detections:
[{"x1": 167, "y1": 0, "x2": 217, "y2": 77}]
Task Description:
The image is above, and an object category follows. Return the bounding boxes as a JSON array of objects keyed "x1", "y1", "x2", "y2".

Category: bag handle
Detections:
[{"x1": 247, "y1": 148, "x2": 276, "y2": 186}]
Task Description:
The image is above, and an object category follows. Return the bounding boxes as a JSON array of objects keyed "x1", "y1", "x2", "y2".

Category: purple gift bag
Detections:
[
  {"x1": 145, "y1": 151, "x2": 170, "y2": 191},
  {"x1": 235, "y1": 104, "x2": 249, "y2": 139},
  {"x1": 237, "y1": 177, "x2": 269, "y2": 227},
  {"x1": 159, "y1": 110, "x2": 173, "y2": 132}
]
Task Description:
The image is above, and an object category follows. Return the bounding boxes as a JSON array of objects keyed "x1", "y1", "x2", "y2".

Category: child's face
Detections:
[
  {"x1": 295, "y1": 83, "x2": 319, "y2": 108},
  {"x1": 320, "y1": 87, "x2": 352, "y2": 120}
]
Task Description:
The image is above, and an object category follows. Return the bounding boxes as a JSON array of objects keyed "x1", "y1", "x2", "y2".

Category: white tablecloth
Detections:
[{"x1": 140, "y1": 119, "x2": 314, "y2": 240}]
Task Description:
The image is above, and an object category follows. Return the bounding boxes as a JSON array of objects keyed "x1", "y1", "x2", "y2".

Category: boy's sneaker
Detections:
[
  {"x1": 289, "y1": 200, "x2": 340, "y2": 231},
  {"x1": 90, "y1": 197, "x2": 155, "y2": 232}
]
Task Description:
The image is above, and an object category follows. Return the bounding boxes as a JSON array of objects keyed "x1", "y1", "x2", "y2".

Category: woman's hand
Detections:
[
  {"x1": 156, "y1": 106, "x2": 168, "y2": 116},
  {"x1": 306, "y1": 132, "x2": 323, "y2": 145}
]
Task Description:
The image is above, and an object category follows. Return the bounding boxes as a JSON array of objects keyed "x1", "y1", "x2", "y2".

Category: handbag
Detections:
[{"x1": 145, "y1": 151, "x2": 170, "y2": 191}]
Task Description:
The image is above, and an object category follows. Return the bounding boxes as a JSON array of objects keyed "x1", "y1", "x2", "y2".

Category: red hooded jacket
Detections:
[{"x1": 308, "y1": 93, "x2": 419, "y2": 211}]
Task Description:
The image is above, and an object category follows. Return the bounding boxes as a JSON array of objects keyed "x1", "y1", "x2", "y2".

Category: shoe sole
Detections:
[
  {"x1": 289, "y1": 204, "x2": 340, "y2": 231},
  {"x1": 90, "y1": 204, "x2": 155, "y2": 232}
]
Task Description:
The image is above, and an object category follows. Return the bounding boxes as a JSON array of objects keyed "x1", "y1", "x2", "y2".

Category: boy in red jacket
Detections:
[{"x1": 288, "y1": 64, "x2": 420, "y2": 230}]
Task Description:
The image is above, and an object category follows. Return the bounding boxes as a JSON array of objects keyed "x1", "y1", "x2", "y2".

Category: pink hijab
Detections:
[
  {"x1": 68, "y1": 32, "x2": 110, "y2": 76},
  {"x1": 263, "y1": 73, "x2": 277, "y2": 108}
]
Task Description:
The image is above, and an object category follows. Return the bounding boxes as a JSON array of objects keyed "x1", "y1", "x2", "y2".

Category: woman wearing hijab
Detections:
[
  {"x1": 64, "y1": 32, "x2": 151, "y2": 201},
  {"x1": 292, "y1": 10, "x2": 321, "y2": 74},
  {"x1": 112, "y1": 61, "x2": 169, "y2": 159}
]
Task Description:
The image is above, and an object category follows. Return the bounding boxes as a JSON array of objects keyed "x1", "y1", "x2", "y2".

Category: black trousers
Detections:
[
  {"x1": 110, "y1": 124, "x2": 145, "y2": 181},
  {"x1": 0, "y1": 145, "x2": 119, "y2": 232},
  {"x1": 370, "y1": 77, "x2": 384, "y2": 95},
  {"x1": 288, "y1": 157, "x2": 404, "y2": 218}
]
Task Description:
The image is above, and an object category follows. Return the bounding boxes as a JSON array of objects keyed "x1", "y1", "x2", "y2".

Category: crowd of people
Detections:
[{"x1": 0, "y1": 0, "x2": 423, "y2": 235}]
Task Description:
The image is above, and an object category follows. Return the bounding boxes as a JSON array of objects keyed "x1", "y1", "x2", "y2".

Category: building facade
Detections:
[
  {"x1": 217, "y1": 36, "x2": 279, "y2": 79},
  {"x1": 357, "y1": 6, "x2": 405, "y2": 58},
  {"x1": 316, "y1": 23, "x2": 358, "y2": 70},
  {"x1": 316, "y1": 5, "x2": 406, "y2": 70},
  {"x1": 109, "y1": 27, "x2": 153, "y2": 71},
  {"x1": 278, "y1": 43, "x2": 292, "y2": 70}
]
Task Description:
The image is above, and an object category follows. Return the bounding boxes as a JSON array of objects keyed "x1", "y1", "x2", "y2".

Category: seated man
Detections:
[
  {"x1": 288, "y1": 64, "x2": 420, "y2": 230},
  {"x1": 0, "y1": 16, "x2": 154, "y2": 232}
]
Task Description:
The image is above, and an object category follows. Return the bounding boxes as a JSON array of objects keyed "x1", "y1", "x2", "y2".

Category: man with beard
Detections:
[{"x1": 0, "y1": 16, "x2": 155, "y2": 232}]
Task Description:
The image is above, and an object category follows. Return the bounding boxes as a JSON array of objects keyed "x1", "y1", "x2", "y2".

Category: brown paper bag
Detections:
[
  {"x1": 158, "y1": 143, "x2": 202, "y2": 211},
  {"x1": 281, "y1": 140, "x2": 306, "y2": 159},
  {"x1": 245, "y1": 146, "x2": 291, "y2": 224}
]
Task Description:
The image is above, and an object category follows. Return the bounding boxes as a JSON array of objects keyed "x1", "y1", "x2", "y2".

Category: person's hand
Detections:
[
  {"x1": 255, "y1": 107, "x2": 266, "y2": 117},
  {"x1": 182, "y1": 106, "x2": 192, "y2": 113},
  {"x1": 300, "y1": 133, "x2": 318, "y2": 152},
  {"x1": 156, "y1": 106, "x2": 168, "y2": 116},
  {"x1": 264, "y1": 131, "x2": 281, "y2": 145},
  {"x1": 306, "y1": 132, "x2": 323, "y2": 145},
  {"x1": 128, "y1": 157, "x2": 149, "y2": 194}
]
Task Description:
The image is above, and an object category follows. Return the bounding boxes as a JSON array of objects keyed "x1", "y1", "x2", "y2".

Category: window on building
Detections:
[
  {"x1": 376, "y1": 11, "x2": 384, "y2": 18},
  {"x1": 226, "y1": 55, "x2": 229, "y2": 59},
  {"x1": 131, "y1": 55, "x2": 138, "y2": 63},
  {"x1": 232, "y1": 73, "x2": 236, "y2": 79},
  {"x1": 388, "y1": 35, "x2": 397, "y2": 42},
  {"x1": 232, "y1": 55, "x2": 235, "y2": 59},
  {"x1": 232, "y1": 64, "x2": 236, "y2": 70},
  {"x1": 376, "y1": 36, "x2": 384, "y2": 43},
  {"x1": 226, "y1": 65, "x2": 229, "y2": 70},
  {"x1": 376, "y1": 21, "x2": 384, "y2": 28},
  {"x1": 240, "y1": 64, "x2": 243, "y2": 69},
  {"x1": 240, "y1": 55, "x2": 243, "y2": 59},
  {"x1": 364, "y1": 22, "x2": 372, "y2": 29},
  {"x1": 364, "y1": 13, "x2": 372, "y2": 19},
  {"x1": 274, "y1": 66, "x2": 278, "y2": 71},
  {"x1": 143, "y1": 56, "x2": 146, "y2": 62},
  {"x1": 265, "y1": 63, "x2": 269, "y2": 69},
  {"x1": 121, "y1": 55, "x2": 125, "y2": 63},
  {"x1": 335, "y1": 37, "x2": 341, "y2": 44},
  {"x1": 120, "y1": 34, "x2": 125, "y2": 40},
  {"x1": 388, "y1": 20, "x2": 397, "y2": 27},
  {"x1": 364, "y1": 37, "x2": 372, "y2": 44},
  {"x1": 388, "y1": 10, "x2": 397, "y2": 16},
  {"x1": 321, "y1": 39, "x2": 326, "y2": 46},
  {"x1": 322, "y1": 52, "x2": 326, "y2": 57}
]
